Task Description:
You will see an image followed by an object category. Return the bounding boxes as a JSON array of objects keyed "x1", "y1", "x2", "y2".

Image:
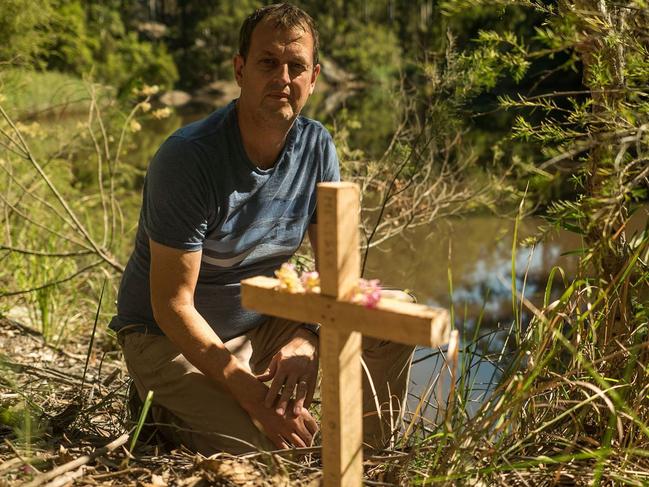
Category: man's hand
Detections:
[
  {"x1": 256, "y1": 328, "x2": 318, "y2": 416},
  {"x1": 245, "y1": 395, "x2": 319, "y2": 449}
]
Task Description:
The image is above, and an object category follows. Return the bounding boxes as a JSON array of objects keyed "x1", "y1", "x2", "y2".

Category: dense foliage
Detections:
[{"x1": 0, "y1": 0, "x2": 178, "y2": 95}]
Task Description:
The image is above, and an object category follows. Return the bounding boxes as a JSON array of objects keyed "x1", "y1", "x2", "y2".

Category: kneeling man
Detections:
[{"x1": 110, "y1": 3, "x2": 413, "y2": 454}]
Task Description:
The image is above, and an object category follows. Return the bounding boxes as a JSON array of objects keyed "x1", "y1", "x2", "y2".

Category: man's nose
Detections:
[{"x1": 276, "y1": 63, "x2": 291, "y2": 84}]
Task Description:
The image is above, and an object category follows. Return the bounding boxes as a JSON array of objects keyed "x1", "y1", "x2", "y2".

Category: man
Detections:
[{"x1": 110, "y1": 3, "x2": 413, "y2": 454}]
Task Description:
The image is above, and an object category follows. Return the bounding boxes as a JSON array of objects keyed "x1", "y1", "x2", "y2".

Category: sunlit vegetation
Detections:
[{"x1": 0, "y1": 0, "x2": 647, "y2": 485}]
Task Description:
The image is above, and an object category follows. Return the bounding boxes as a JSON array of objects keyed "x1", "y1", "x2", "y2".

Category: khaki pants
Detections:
[{"x1": 120, "y1": 317, "x2": 414, "y2": 455}]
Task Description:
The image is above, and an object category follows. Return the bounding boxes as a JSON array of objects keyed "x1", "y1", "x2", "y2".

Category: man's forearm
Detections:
[{"x1": 153, "y1": 303, "x2": 266, "y2": 409}]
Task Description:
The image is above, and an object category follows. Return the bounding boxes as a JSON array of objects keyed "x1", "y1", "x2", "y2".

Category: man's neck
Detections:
[{"x1": 236, "y1": 102, "x2": 294, "y2": 170}]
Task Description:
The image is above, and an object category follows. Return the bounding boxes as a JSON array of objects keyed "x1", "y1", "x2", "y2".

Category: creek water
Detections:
[
  {"x1": 364, "y1": 209, "x2": 648, "y2": 422},
  {"x1": 365, "y1": 215, "x2": 583, "y2": 422}
]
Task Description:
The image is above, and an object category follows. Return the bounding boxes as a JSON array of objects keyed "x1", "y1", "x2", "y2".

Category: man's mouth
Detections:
[{"x1": 267, "y1": 92, "x2": 290, "y2": 100}]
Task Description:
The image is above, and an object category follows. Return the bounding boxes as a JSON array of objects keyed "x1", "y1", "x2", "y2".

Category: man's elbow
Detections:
[{"x1": 150, "y1": 293, "x2": 193, "y2": 325}]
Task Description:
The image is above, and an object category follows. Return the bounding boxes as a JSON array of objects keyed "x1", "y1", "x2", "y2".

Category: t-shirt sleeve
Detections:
[
  {"x1": 321, "y1": 131, "x2": 341, "y2": 184},
  {"x1": 310, "y1": 131, "x2": 341, "y2": 225},
  {"x1": 142, "y1": 136, "x2": 210, "y2": 251}
]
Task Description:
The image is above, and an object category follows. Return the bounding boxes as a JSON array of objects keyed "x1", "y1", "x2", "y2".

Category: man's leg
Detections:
[
  {"x1": 120, "y1": 330, "x2": 275, "y2": 455},
  {"x1": 246, "y1": 317, "x2": 309, "y2": 376},
  {"x1": 119, "y1": 317, "x2": 306, "y2": 456},
  {"x1": 361, "y1": 289, "x2": 416, "y2": 449},
  {"x1": 361, "y1": 336, "x2": 415, "y2": 449}
]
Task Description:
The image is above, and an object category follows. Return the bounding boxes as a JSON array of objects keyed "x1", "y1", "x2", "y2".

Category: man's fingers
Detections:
[
  {"x1": 265, "y1": 373, "x2": 285, "y2": 408},
  {"x1": 293, "y1": 417, "x2": 315, "y2": 446},
  {"x1": 256, "y1": 369, "x2": 272, "y2": 382},
  {"x1": 265, "y1": 379, "x2": 282, "y2": 408},
  {"x1": 269, "y1": 434, "x2": 289, "y2": 450},
  {"x1": 258, "y1": 355, "x2": 279, "y2": 382},
  {"x1": 276, "y1": 375, "x2": 297, "y2": 416},
  {"x1": 290, "y1": 432, "x2": 307, "y2": 448},
  {"x1": 304, "y1": 379, "x2": 316, "y2": 410},
  {"x1": 293, "y1": 380, "x2": 309, "y2": 415},
  {"x1": 303, "y1": 413, "x2": 319, "y2": 436}
]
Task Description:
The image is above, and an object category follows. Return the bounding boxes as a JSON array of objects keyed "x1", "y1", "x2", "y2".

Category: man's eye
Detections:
[
  {"x1": 290, "y1": 63, "x2": 307, "y2": 74},
  {"x1": 259, "y1": 59, "x2": 276, "y2": 68}
]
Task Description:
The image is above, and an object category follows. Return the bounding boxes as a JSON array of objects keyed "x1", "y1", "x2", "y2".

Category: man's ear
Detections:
[
  {"x1": 309, "y1": 63, "x2": 321, "y2": 95},
  {"x1": 233, "y1": 54, "x2": 245, "y2": 87}
]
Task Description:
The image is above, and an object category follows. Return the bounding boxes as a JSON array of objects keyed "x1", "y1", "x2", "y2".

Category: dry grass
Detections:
[{"x1": 0, "y1": 318, "x2": 328, "y2": 486}]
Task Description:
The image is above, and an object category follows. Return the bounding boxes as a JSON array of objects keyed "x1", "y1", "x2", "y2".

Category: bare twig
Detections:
[
  {"x1": 0, "y1": 245, "x2": 92, "y2": 257},
  {"x1": 21, "y1": 433, "x2": 129, "y2": 487},
  {"x1": 0, "y1": 105, "x2": 123, "y2": 272}
]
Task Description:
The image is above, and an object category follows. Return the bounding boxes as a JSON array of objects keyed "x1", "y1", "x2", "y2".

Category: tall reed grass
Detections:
[{"x1": 395, "y1": 221, "x2": 649, "y2": 485}]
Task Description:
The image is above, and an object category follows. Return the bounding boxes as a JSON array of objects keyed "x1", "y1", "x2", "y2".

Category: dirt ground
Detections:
[{"x1": 0, "y1": 318, "x2": 326, "y2": 486}]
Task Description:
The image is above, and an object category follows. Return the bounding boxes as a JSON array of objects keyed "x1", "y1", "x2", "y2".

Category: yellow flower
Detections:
[
  {"x1": 275, "y1": 263, "x2": 305, "y2": 293},
  {"x1": 140, "y1": 85, "x2": 160, "y2": 96},
  {"x1": 140, "y1": 101, "x2": 152, "y2": 113},
  {"x1": 152, "y1": 107, "x2": 172, "y2": 120},
  {"x1": 0, "y1": 93, "x2": 6, "y2": 103},
  {"x1": 129, "y1": 120, "x2": 142, "y2": 133}
]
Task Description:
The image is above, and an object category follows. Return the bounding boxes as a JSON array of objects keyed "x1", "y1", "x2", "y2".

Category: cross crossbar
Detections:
[{"x1": 241, "y1": 276, "x2": 449, "y2": 348}]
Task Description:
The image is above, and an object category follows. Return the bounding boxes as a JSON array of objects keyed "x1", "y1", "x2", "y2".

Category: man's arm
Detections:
[
  {"x1": 255, "y1": 224, "x2": 320, "y2": 416},
  {"x1": 148, "y1": 239, "x2": 317, "y2": 448}
]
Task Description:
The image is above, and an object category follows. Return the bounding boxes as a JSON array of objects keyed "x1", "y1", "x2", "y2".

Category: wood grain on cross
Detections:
[{"x1": 241, "y1": 182, "x2": 450, "y2": 486}]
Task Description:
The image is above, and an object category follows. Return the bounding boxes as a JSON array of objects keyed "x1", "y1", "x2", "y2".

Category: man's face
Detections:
[{"x1": 234, "y1": 19, "x2": 320, "y2": 125}]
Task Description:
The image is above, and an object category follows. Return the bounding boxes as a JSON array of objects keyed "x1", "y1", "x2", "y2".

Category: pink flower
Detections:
[
  {"x1": 301, "y1": 271, "x2": 321, "y2": 293},
  {"x1": 351, "y1": 278, "x2": 382, "y2": 308}
]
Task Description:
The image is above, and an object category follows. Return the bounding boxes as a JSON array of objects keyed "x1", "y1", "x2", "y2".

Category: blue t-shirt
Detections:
[{"x1": 109, "y1": 101, "x2": 340, "y2": 340}]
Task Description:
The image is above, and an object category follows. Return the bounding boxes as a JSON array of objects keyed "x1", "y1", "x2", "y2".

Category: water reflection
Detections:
[
  {"x1": 364, "y1": 216, "x2": 583, "y2": 420},
  {"x1": 366, "y1": 216, "x2": 582, "y2": 322}
]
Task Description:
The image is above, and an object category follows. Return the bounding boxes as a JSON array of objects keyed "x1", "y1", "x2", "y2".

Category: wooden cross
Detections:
[{"x1": 241, "y1": 182, "x2": 450, "y2": 486}]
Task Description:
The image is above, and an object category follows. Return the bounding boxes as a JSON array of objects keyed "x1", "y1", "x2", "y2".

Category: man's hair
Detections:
[{"x1": 238, "y1": 3, "x2": 319, "y2": 66}]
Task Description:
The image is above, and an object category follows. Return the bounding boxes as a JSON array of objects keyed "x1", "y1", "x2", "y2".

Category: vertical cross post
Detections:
[
  {"x1": 317, "y1": 182, "x2": 363, "y2": 487},
  {"x1": 241, "y1": 182, "x2": 451, "y2": 486}
]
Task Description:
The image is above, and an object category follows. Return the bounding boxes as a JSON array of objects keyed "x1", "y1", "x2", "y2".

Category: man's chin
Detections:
[{"x1": 259, "y1": 106, "x2": 297, "y2": 124}]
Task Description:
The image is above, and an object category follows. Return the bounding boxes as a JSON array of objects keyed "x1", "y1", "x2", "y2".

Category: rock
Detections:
[
  {"x1": 159, "y1": 90, "x2": 192, "y2": 107},
  {"x1": 193, "y1": 80, "x2": 241, "y2": 108},
  {"x1": 137, "y1": 21, "x2": 168, "y2": 40}
]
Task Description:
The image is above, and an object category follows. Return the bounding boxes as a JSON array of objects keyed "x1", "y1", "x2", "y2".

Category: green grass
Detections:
[
  {"x1": 0, "y1": 69, "x2": 96, "y2": 118},
  {"x1": 129, "y1": 390, "x2": 154, "y2": 454}
]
